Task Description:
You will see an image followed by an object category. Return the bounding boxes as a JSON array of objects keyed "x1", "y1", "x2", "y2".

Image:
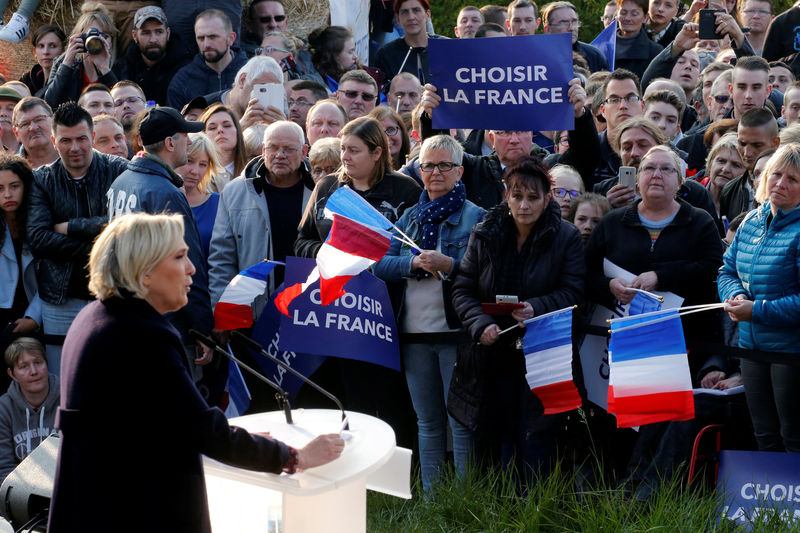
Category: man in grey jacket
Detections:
[{"x1": 209, "y1": 120, "x2": 315, "y2": 316}]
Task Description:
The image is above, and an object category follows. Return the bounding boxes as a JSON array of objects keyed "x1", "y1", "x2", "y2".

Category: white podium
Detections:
[{"x1": 203, "y1": 409, "x2": 412, "y2": 533}]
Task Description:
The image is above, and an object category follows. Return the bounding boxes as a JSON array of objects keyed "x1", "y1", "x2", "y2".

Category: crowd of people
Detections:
[{"x1": 0, "y1": 0, "x2": 798, "y2": 512}]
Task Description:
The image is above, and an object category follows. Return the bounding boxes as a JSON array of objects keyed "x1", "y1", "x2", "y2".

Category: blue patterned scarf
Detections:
[{"x1": 414, "y1": 181, "x2": 466, "y2": 250}]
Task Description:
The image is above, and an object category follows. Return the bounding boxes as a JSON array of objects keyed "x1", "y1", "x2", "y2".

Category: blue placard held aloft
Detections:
[{"x1": 428, "y1": 34, "x2": 575, "y2": 132}]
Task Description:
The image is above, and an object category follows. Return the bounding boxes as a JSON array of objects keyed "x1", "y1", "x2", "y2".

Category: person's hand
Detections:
[
  {"x1": 296, "y1": 433, "x2": 345, "y2": 470},
  {"x1": 54, "y1": 222, "x2": 68, "y2": 234},
  {"x1": 716, "y1": 374, "x2": 743, "y2": 390},
  {"x1": 631, "y1": 270, "x2": 658, "y2": 291},
  {"x1": 12, "y1": 317, "x2": 37, "y2": 333},
  {"x1": 715, "y1": 10, "x2": 745, "y2": 47},
  {"x1": 700, "y1": 370, "x2": 726, "y2": 388},
  {"x1": 724, "y1": 297, "x2": 753, "y2": 322},
  {"x1": 411, "y1": 250, "x2": 452, "y2": 279},
  {"x1": 606, "y1": 183, "x2": 636, "y2": 208},
  {"x1": 421, "y1": 83, "x2": 441, "y2": 118},
  {"x1": 672, "y1": 23, "x2": 700, "y2": 55},
  {"x1": 63, "y1": 34, "x2": 84, "y2": 67},
  {"x1": 511, "y1": 301, "x2": 534, "y2": 327},
  {"x1": 567, "y1": 77, "x2": 587, "y2": 118},
  {"x1": 194, "y1": 342, "x2": 214, "y2": 366},
  {"x1": 479, "y1": 324, "x2": 501, "y2": 346},
  {"x1": 610, "y1": 277, "x2": 635, "y2": 304},
  {"x1": 683, "y1": 0, "x2": 706, "y2": 20}
]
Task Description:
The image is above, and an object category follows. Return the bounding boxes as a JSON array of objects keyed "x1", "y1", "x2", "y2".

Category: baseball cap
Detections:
[
  {"x1": 0, "y1": 87, "x2": 22, "y2": 103},
  {"x1": 134, "y1": 6, "x2": 168, "y2": 29},
  {"x1": 138, "y1": 106, "x2": 204, "y2": 145}
]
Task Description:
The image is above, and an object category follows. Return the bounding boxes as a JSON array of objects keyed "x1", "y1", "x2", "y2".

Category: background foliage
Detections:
[{"x1": 430, "y1": 0, "x2": 795, "y2": 43}]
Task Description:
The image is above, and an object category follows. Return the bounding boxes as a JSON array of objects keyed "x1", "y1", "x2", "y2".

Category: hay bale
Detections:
[{"x1": 285, "y1": 0, "x2": 329, "y2": 40}]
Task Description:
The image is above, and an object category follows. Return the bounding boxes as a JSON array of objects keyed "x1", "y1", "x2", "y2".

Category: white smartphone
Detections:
[
  {"x1": 251, "y1": 83, "x2": 285, "y2": 111},
  {"x1": 496, "y1": 295, "x2": 519, "y2": 304},
  {"x1": 618, "y1": 166, "x2": 636, "y2": 188}
]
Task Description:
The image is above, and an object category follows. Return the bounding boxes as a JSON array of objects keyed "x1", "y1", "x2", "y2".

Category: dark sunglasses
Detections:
[
  {"x1": 712, "y1": 95, "x2": 731, "y2": 104},
  {"x1": 258, "y1": 15, "x2": 286, "y2": 23},
  {"x1": 342, "y1": 90, "x2": 376, "y2": 101}
]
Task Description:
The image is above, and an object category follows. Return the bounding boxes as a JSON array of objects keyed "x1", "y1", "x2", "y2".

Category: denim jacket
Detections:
[
  {"x1": 373, "y1": 199, "x2": 486, "y2": 330},
  {"x1": 0, "y1": 226, "x2": 41, "y2": 325}
]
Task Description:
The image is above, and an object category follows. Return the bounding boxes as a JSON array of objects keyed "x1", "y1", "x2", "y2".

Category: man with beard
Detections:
[
  {"x1": 111, "y1": 81, "x2": 147, "y2": 149},
  {"x1": 167, "y1": 9, "x2": 248, "y2": 110},
  {"x1": 113, "y1": 6, "x2": 192, "y2": 106}
]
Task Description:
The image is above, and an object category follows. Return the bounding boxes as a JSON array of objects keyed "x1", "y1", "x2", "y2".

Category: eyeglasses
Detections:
[
  {"x1": 603, "y1": 94, "x2": 641, "y2": 105},
  {"x1": 312, "y1": 164, "x2": 338, "y2": 177},
  {"x1": 15, "y1": 115, "x2": 50, "y2": 130},
  {"x1": 550, "y1": 19, "x2": 581, "y2": 28},
  {"x1": 640, "y1": 164, "x2": 678, "y2": 177},
  {"x1": 341, "y1": 90, "x2": 376, "y2": 101},
  {"x1": 712, "y1": 95, "x2": 731, "y2": 104},
  {"x1": 552, "y1": 187, "x2": 580, "y2": 199},
  {"x1": 114, "y1": 96, "x2": 144, "y2": 107},
  {"x1": 288, "y1": 99, "x2": 313, "y2": 107},
  {"x1": 384, "y1": 126, "x2": 400, "y2": 136},
  {"x1": 257, "y1": 14, "x2": 286, "y2": 23},
  {"x1": 742, "y1": 8, "x2": 770, "y2": 15},
  {"x1": 255, "y1": 45, "x2": 290, "y2": 56},
  {"x1": 420, "y1": 161, "x2": 459, "y2": 173},
  {"x1": 266, "y1": 144, "x2": 299, "y2": 156}
]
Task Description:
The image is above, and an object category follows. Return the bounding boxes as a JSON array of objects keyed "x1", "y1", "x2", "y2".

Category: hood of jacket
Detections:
[
  {"x1": 0, "y1": 374, "x2": 59, "y2": 460},
  {"x1": 127, "y1": 153, "x2": 184, "y2": 188}
]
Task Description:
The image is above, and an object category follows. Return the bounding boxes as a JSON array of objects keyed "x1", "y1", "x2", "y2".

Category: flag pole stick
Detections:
[
  {"x1": 608, "y1": 303, "x2": 726, "y2": 333},
  {"x1": 628, "y1": 288, "x2": 663, "y2": 302},
  {"x1": 497, "y1": 323, "x2": 520, "y2": 336}
]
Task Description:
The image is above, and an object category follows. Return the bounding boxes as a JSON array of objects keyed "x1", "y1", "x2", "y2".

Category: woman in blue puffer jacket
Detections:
[{"x1": 718, "y1": 143, "x2": 800, "y2": 453}]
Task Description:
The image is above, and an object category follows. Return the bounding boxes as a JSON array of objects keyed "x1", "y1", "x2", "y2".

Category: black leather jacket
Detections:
[{"x1": 27, "y1": 151, "x2": 129, "y2": 304}]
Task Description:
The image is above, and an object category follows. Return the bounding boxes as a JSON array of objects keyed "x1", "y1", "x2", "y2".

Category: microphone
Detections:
[
  {"x1": 189, "y1": 330, "x2": 293, "y2": 424},
  {"x1": 231, "y1": 331, "x2": 349, "y2": 430}
]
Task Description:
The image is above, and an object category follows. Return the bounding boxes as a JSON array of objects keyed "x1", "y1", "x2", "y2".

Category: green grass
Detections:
[{"x1": 367, "y1": 461, "x2": 800, "y2": 533}]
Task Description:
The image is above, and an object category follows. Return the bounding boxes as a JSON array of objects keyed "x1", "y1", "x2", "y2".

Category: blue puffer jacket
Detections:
[{"x1": 718, "y1": 202, "x2": 800, "y2": 353}]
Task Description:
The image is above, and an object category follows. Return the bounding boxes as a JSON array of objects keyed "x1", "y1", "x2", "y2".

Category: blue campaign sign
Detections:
[
  {"x1": 429, "y1": 34, "x2": 575, "y2": 131},
  {"x1": 251, "y1": 285, "x2": 326, "y2": 401},
  {"x1": 278, "y1": 256, "x2": 400, "y2": 371},
  {"x1": 717, "y1": 450, "x2": 800, "y2": 528}
]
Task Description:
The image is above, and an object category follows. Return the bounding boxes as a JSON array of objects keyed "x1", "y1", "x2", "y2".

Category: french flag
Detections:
[
  {"x1": 275, "y1": 214, "x2": 392, "y2": 315},
  {"x1": 523, "y1": 307, "x2": 581, "y2": 415},
  {"x1": 607, "y1": 310, "x2": 694, "y2": 428},
  {"x1": 214, "y1": 261, "x2": 278, "y2": 330},
  {"x1": 323, "y1": 185, "x2": 394, "y2": 231}
]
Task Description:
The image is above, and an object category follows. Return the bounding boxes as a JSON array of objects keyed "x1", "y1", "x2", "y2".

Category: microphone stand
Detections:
[
  {"x1": 190, "y1": 330, "x2": 293, "y2": 424},
  {"x1": 231, "y1": 331, "x2": 349, "y2": 430}
]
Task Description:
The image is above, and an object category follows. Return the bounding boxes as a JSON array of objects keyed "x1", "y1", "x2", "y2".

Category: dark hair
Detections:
[
  {"x1": 504, "y1": 156, "x2": 552, "y2": 195},
  {"x1": 13, "y1": 97, "x2": 52, "y2": 127},
  {"x1": 616, "y1": 0, "x2": 648, "y2": 12},
  {"x1": 309, "y1": 26, "x2": 357, "y2": 82},
  {"x1": 602, "y1": 68, "x2": 641, "y2": 99},
  {"x1": 248, "y1": 0, "x2": 285, "y2": 19},
  {"x1": 703, "y1": 117, "x2": 739, "y2": 148},
  {"x1": 291, "y1": 80, "x2": 328, "y2": 102},
  {"x1": 394, "y1": 0, "x2": 430, "y2": 15},
  {"x1": 475, "y1": 22, "x2": 506, "y2": 37},
  {"x1": 508, "y1": 0, "x2": 538, "y2": 18},
  {"x1": 52, "y1": 101, "x2": 93, "y2": 134},
  {"x1": 200, "y1": 104, "x2": 247, "y2": 178},
  {"x1": 337, "y1": 117, "x2": 392, "y2": 187},
  {"x1": 739, "y1": 107, "x2": 777, "y2": 130},
  {"x1": 367, "y1": 106, "x2": 410, "y2": 170},
  {"x1": 733, "y1": 55, "x2": 770, "y2": 77},
  {"x1": 480, "y1": 5, "x2": 507, "y2": 25},
  {"x1": 753, "y1": 147, "x2": 777, "y2": 170},
  {"x1": 0, "y1": 153, "x2": 34, "y2": 245},
  {"x1": 728, "y1": 210, "x2": 748, "y2": 234},
  {"x1": 32, "y1": 24, "x2": 66, "y2": 48},
  {"x1": 645, "y1": 89, "x2": 684, "y2": 117},
  {"x1": 111, "y1": 80, "x2": 145, "y2": 100},
  {"x1": 80, "y1": 82, "x2": 112, "y2": 100}
]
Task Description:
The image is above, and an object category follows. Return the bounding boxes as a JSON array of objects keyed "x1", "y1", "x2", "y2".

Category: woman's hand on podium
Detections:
[{"x1": 297, "y1": 434, "x2": 346, "y2": 470}]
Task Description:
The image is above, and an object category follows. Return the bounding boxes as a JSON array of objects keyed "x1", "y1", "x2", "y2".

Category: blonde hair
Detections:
[
  {"x1": 72, "y1": 2, "x2": 118, "y2": 64},
  {"x1": 549, "y1": 164, "x2": 585, "y2": 193},
  {"x1": 187, "y1": 132, "x2": 223, "y2": 194},
  {"x1": 4, "y1": 337, "x2": 45, "y2": 369},
  {"x1": 755, "y1": 143, "x2": 800, "y2": 205},
  {"x1": 308, "y1": 136, "x2": 341, "y2": 168},
  {"x1": 639, "y1": 145, "x2": 685, "y2": 186},
  {"x1": 88, "y1": 213, "x2": 184, "y2": 301},
  {"x1": 779, "y1": 124, "x2": 800, "y2": 146}
]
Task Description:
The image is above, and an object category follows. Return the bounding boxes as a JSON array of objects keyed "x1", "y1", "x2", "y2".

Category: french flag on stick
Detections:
[
  {"x1": 275, "y1": 214, "x2": 392, "y2": 315},
  {"x1": 522, "y1": 306, "x2": 581, "y2": 415},
  {"x1": 213, "y1": 261, "x2": 278, "y2": 330},
  {"x1": 607, "y1": 310, "x2": 694, "y2": 428}
]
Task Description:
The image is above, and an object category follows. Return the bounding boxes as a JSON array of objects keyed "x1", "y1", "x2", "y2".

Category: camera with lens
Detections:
[{"x1": 80, "y1": 28, "x2": 106, "y2": 55}]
